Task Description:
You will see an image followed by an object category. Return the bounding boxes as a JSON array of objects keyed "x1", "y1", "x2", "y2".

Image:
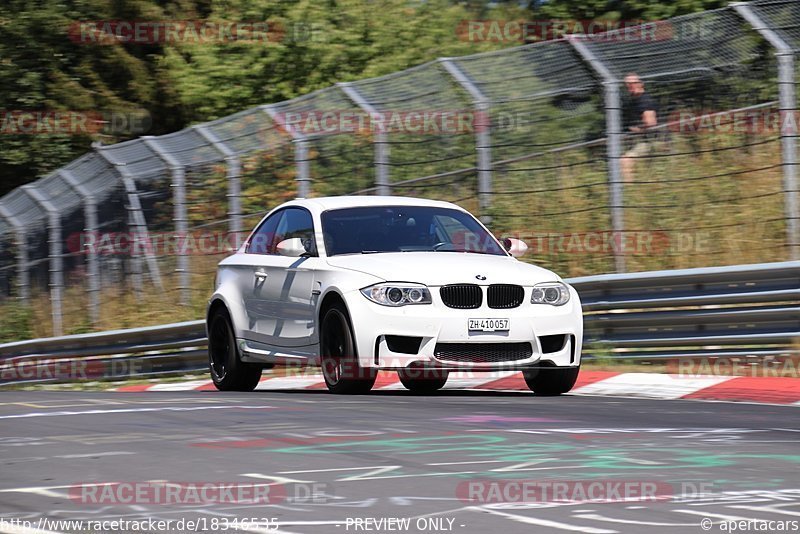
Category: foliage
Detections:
[
  {"x1": 0, "y1": 0, "x2": 189, "y2": 195},
  {"x1": 0, "y1": 300, "x2": 33, "y2": 342},
  {"x1": 0, "y1": 0, "x2": 740, "y2": 195}
]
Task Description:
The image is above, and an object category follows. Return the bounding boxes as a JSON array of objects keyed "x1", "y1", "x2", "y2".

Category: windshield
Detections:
[{"x1": 321, "y1": 205, "x2": 507, "y2": 257}]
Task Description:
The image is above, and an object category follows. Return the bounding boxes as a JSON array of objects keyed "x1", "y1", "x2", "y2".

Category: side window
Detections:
[
  {"x1": 274, "y1": 208, "x2": 317, "y2": 256},
  {"x1": 247, "y1": 211, "x2": 283, "y2": 254}
]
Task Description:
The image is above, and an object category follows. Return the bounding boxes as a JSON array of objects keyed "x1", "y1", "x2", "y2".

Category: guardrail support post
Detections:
[
  {"x1": 338, "y1": 83, "x2": 391, "y2": 196},
  {"x1": 194, "y1": 125, "x2": 244, "y2": 249},
  {"x1": 142, "y1": 138, "x2": 191, "y2": 306},
  {"x1": 733, "y1": 3, "x2": 800, "y2": 260},
  {"x1": 440, "y1": 59, "x2": 493, "y2": 223},
  {"x1": 22, "y1": 186, "x2": 63, "y2": 336},
  {"x1": 60, "y1": 170, "x2": 100, "y2": 327},
  {"x1": 568, "y1": 36, "x2": 626, "y2": 272},
  {"x1": 261, "y1": 105, "x2": 312, "y2": 198},
  {"x1": 0, "y1": 206, "x2": 28, "y2": 302}
]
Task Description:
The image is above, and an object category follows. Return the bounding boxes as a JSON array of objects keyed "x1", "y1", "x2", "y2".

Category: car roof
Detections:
[{"x1": 281, "y1": 195, "x2": 467, "y2": 213}]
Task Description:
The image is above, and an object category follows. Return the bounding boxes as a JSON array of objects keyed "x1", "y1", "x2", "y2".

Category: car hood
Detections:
[{"x1": 326, "y1": 252, "x2": 560, "y2": 286}]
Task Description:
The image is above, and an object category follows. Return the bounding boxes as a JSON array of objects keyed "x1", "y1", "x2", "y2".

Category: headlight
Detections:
[
  {"x1": 360, "y1": 283, "x2": 432, "y2": 306},
  {"x1": 531, "y1": 282, "x2": 570, "y2": 306}
]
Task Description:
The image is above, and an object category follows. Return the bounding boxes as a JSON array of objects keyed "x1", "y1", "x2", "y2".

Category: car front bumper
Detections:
[{"x1": 343, "y1": 284, "x2": 583, "y2": 371}]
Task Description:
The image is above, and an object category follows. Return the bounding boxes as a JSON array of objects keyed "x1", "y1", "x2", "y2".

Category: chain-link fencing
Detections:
[{"x1": 1, "y1": 0, "x2": 798, "y2": 337}]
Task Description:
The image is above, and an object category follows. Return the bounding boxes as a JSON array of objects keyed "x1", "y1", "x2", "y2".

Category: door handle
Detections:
[{"x1": 254, "y1": 271, "x2": 268, "y2": 280}]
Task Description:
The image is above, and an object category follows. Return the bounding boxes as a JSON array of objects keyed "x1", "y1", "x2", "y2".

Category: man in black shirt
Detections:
[{"x1": 621, "y1": 73, "x2": 659, "y2": 183}]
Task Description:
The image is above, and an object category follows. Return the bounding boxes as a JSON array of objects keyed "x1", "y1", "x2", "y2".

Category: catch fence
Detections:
[{"x1": 1, "y1": 0, "x2": 798, "y2": 336}]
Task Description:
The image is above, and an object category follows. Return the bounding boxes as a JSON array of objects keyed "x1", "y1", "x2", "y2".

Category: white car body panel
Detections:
[
  {"x1": 209, "y1": 196, "x2": 583, "y2": 372},
  {"x1": 325, "y1": 252, "x2": 559, "y2": 286}
]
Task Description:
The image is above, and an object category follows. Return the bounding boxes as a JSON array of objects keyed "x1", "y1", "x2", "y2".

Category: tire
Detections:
[
  {"x1": 522, "y1": 365, "x2": 580, "y2": 396},
  {"x1": 398, "y1": 369, "x2": 449, "y2": 393},
  {"x1": 208, "y1": 307, "x2": 262, "y2": 391},
  {"x1": 320, "y1": 302, "x2": 376, "y2": 394}
]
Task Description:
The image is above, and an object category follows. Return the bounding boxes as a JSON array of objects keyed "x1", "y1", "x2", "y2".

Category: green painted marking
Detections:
[
  {"x1": 270, "y1": 434, "x2": 800, "y2": 478},
  {"x1": 272, "y1": 434, "x2": 511, "y2": 455}
]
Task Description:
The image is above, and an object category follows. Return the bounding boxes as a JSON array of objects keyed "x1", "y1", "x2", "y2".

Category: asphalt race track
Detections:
[{"x1": 1, "y1": 390, "x2": 798, "y2": 534}]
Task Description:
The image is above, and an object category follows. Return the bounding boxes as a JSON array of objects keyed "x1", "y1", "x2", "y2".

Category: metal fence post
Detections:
[
  {"x1": 226, "y1": 156, "x2": 243, "y2": 247},
  {"x1": 569, "y1": 36, "x2": 626, "y2": 273},
  {"x1": 194, "y1": 125, "x2": 243, "y2": 249},
  {"x1": 124, "y1": 178, "x2": 145, "y2": 298},
  {"x1": 14, "y1": 228, "x2": 28, "y2": 301},
  {"x1": 440, "y1": 59, "x2": 493, "y2": 222},
  {"x1": 94, "y1": 145, "x2": 163, "y2": 297},
  {"x1": 338, "y1": 83, "x2": 391, "y2": 196},
  {"x1": 22, "y1": 186, "x2": 63, "y2": 336},
  {"x1": 171, "y1": 165, "x2": 190, "y2": 305},
  {"x1": 294, "y1": 139, "x2": 311, "y2": 198},
  {"x1": 733, "y1": 3, "x2": 800, "y2": 260},
  {"x1": 778, "y1": 52, "x2": 799, "y2": 260},
  {"x1": 0, "y1": 206, "x2": 28, "y2": 301},
  {"x1": 142, "y1": 138, "x2": 191, "y2": 306},
  {"x1": 262, "y1": 105, "x2": 311, "y2": 198},
  {"x1": 60, "y1": 169, "x2": 100, "y2": 327}
]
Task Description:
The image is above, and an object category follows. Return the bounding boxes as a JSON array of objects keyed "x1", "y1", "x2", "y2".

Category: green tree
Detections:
[
  {"x1": 0, "y1": 0, "x2": 189, "y2": 196},
  {"x1": 158, "y1": 0, "x2": 518, "y2": 121},
  {"x1": 0, "y1": 0, "x2": 736, "y2": 196},
  {"x1": 514, "y1": 0, "x2": 729, "y2": 20}
]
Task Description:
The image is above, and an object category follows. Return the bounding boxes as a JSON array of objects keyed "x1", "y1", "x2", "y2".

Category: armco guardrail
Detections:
[
  {"x1": 0, "y1": 320, "x2": 207, "y2": 384},
  {"x1": 576, "y1": 261, "x2": 800, "y2": 360},
  {"x1": 1, "y1": 262, "x2": 798, "y2": 384}
]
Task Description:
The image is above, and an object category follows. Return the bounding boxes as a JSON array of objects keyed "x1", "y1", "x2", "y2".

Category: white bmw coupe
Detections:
[{"x1": 207, "y1": 196, "x2": 582, "y2": 395}]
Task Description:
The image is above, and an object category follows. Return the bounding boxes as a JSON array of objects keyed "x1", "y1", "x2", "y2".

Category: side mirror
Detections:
[
  {"x1": 502, "y1": 237, "x2": 528, "y2": 258},
  {"x1": 276, "y1": 238, "x2": 308, "y2": 257}
]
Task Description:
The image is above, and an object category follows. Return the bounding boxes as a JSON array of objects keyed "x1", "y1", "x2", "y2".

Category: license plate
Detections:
[{"x1": 468, "y1": 318, "x2": 509, "y2": 332}]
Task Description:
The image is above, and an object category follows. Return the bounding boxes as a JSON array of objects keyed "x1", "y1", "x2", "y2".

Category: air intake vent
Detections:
[
  {"x1": 385, "y1": 335, "x2": 423, "y2": 355},
  {"x1": 434, "y1": 342, "x2": 533, "y2": 363},
  {"x1": 487, "y1": 284, "x2": 524, "y2": 309},
  {"x1": 538, "y1": 334, "x2": 567, "y2": 354},
  {"x1": 440, "y1": 284, "x2": 482, "y2": 309}
]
